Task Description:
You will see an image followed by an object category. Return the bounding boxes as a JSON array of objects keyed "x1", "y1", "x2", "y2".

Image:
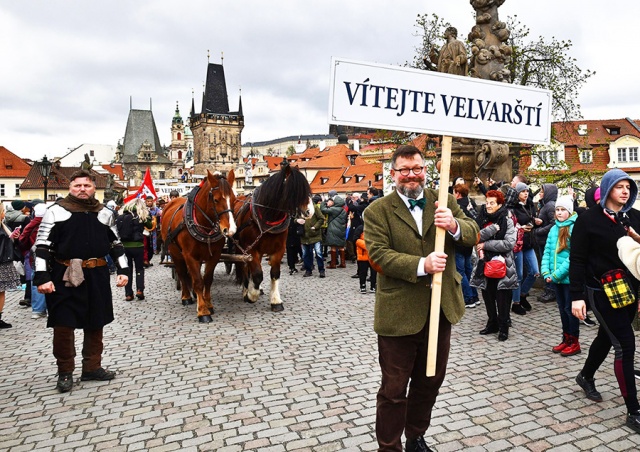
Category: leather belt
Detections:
[{"x1": 56, "y1": 258, "x2": 108, "y2": 269}]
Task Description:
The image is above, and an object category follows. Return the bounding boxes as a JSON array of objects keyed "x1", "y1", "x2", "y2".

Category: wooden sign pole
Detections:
[{"x1": 426, "y1": 135, "x2": 452, "y2": 377}]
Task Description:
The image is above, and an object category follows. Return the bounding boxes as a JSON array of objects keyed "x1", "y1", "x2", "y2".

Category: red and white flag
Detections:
[{"x1": 124, "y1": 167, "x2": 157, "y2": 203}]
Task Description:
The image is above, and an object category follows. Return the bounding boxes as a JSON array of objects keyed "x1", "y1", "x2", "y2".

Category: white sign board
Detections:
[{"x1": 328, "y1": 57, "x2": 552, "y2": 145}]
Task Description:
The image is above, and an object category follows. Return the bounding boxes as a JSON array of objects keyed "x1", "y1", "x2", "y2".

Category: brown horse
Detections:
[
  {"x1": 232, "y1": 160, "x2": 313, "y2": 311},
  {"x1": 160, "y1": 170, "x2": 236, "y2": 323}
]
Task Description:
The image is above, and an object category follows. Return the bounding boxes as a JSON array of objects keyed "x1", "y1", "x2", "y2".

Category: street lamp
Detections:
[{"x1": 37, "y1": 155, "x2": 52, "y2": 201}]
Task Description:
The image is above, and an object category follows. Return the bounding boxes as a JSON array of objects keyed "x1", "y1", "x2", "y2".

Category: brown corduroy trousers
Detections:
[
  {"x1": 53, "y1": 326, "x2": 104, "y2": 373},
  {"x1": 375, "y1": 312, "x2": 451, "y2": 451}
]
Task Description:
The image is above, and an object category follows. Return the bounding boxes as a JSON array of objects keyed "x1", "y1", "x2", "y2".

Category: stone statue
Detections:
[
  {"x1": 80, "y1": 153, "x2": 93, "y2": 171},
  {"x1": 468, "y1": 0, "x2": 512, "y2": 82},
  {"x1": 244, "y1": 161, "x2": 253, "y2": 185},
  {"x1": 106, "y1": 174, "x2": 114, "y2": 190},
  {"x1": 437, "y1": 27, "x2": 469, "y2": 76}
]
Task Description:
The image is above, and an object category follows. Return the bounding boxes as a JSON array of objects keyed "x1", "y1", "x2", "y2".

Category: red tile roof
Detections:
[
  {"x1": 0, "y1": 146, "x2": 32, "y2": 177},
  {"x1": 309, "y1": 162, "x2": 383, "y2": 194},
  {"x1": 520, "y1": 119, "x2": 640, "y2": 174},
  {"x1": 100, "y1": 163, "x2": 124, "y2": 180}
]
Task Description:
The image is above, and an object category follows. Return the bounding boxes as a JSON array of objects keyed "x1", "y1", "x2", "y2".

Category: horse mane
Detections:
[{"x1": 252, "y1": 166, "x2": 311, "y2": 223}]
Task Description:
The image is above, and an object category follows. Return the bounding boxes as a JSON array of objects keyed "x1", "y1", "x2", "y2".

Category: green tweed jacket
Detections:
[{"x1": 365, "y1": 189, "x2": 479, "y2": 337}]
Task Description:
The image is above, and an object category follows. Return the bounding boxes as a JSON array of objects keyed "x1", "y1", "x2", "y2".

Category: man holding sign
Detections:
[{"x1": 366, "y1": 145, "x2": 478, "y2": 451}]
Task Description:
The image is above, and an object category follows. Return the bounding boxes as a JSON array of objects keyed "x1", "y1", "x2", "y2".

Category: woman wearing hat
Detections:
[{"x1": 512, "y1": 182, "x2": 540, "y2": 315}]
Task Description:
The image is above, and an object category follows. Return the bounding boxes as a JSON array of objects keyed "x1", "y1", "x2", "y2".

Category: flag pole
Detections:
[{"x1": 426, "y1": 135, "x2": 452, "y2": 377}]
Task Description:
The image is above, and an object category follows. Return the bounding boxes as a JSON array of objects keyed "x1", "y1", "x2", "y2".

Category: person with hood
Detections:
[
  {"x1": 571, "y1": 169, "x2": 640, "y2": 433},
  {"x1": 5, "y1": 200, "x2": 30, "y2": 231},
  {"x1": 542, "y1": 196, "x2": 580, "y2": 356},
  {"x1": 321, "y1": 190, "x2": 348, "y2": 269},
  {"x1": 535, "y1": 183, "x2": 559, "y2": 302}
]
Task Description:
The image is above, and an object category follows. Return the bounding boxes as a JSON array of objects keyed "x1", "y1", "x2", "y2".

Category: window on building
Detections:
[
  {"x1": 605, "y1": 126, "x2": 621, "y2": 135},
  {"x1": 159, "y1": 171, "x2": 165, "y2": 179},
  {"x1": 177, "y1": 132, "x2": 182, "y2": 140},
  {"x1": 618, "y1": 148, "x2": 628, "y2": 162},
  {"x1": 0, "y1": 184, "x2": 4, "y2": 197},
  {"x1": 90, "y1": 150, "x2": 95, "y2": 157},
  {"x1": 15, "y1": 184, "x2": 20, "y2": 196},
  {"x1": 178, "y1": 151, "x2": 182, "y2": 160},
  {"x1": 538, "y1": 150, "x2": 558, "y2": 164},
  {"x1": 578, "y1": 149, "x2": 593, "y2": 164},
  {"x1": 630, "y1": 147, "x2": 638, "y2": 162}
]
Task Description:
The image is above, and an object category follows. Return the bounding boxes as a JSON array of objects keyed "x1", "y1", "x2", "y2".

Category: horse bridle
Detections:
[{"x1": 194, "y1": 185, "x2": 233, "y2": 232}]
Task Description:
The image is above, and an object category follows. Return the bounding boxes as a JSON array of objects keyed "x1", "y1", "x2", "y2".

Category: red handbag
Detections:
[{"x1": 484, "y1": 258, "x2": 507, "y2": 279}]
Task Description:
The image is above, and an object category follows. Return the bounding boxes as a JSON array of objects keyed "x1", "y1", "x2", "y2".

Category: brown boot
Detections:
[
  {"x1": 81, "y1": 328, "x2": 104, "y2": 374},
  {"x1": 53, "y1": 326, "x2": 76, "y2": 374},
  {"x1": 338, "y1": 248, "x2": 346, "y2": 268},
  {"x1": 328, "y1": 248, "x2": 337, "y2": 269}
]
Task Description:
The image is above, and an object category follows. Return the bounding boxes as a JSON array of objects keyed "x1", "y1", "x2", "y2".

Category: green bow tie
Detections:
[{"x1": 408, "y1": 198, "x2": 426, "y2": 210}]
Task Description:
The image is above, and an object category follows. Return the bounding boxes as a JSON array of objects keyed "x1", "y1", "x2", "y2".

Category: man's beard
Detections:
[{"x1": 396, "y1": 180, "x2": 425, "y2": 199}]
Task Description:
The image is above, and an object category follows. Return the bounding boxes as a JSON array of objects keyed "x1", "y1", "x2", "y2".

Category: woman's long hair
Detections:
[
  {"x1": 122, "y1": 198, "x2": 149, "y2": 222},
  {"x1": 557, "y1": 226, "x2": 570, "y2": 252},
  {"x1": 0, "y1": 203, "x2": 12, "y2": 236}
]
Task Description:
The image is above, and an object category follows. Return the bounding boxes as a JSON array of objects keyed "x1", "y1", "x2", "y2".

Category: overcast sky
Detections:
[{"x1": 2, "y1": 1, "x2": 638, "y2": 162}]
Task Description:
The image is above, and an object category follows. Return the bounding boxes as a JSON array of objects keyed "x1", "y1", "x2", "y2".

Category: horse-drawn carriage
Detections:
[{"x1": 160, "y1": 161, "x2": 313, "y2": 323}]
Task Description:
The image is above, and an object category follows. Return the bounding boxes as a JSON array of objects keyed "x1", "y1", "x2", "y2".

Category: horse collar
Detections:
[{"x1": 183, "y1": 185, "x2": 225, "y2": 244}]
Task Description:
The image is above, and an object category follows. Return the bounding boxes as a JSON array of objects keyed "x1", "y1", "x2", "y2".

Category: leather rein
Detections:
[{"x1": 230, "y1": 189, "x2": 292, "y2": 256}]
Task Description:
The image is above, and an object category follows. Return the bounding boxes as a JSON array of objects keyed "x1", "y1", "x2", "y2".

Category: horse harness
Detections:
[
  {"x1": 164, "y1": 183, "x2": 232, "y2": 256},
  {"x1": 230, "y1": 188, "x2": 291, "y2": 256}
]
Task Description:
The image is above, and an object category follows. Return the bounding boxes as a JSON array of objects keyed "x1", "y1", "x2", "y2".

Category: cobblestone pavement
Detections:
[{"x1": 2, "y1": 258, "x2": 640, "y2": 451}]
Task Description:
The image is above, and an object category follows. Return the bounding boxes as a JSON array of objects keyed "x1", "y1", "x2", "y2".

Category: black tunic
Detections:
[{"x1": 34, "y1": 207, "x2": 125, "y2": 329}]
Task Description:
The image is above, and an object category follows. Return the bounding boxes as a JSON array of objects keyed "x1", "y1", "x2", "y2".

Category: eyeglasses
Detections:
[{"x1": 393, "y1": 166, "x2": 424, "y2": 176}]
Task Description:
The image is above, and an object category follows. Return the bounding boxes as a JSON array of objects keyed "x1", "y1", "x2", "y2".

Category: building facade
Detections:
[
  {"x1": 116, "y1": 108, "x2": 173, "y2": 187},
  {"x1": 190, "y1": 63, "x2": 244, "y2": 176}
]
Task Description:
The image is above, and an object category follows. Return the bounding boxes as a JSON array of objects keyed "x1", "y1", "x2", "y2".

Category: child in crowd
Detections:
[
  {"x1": 541, "y1": 195, "x2": 580, "y2": 356},
  {"x1": 355, "y1": 225, "x2": 376, "y2": 294}
]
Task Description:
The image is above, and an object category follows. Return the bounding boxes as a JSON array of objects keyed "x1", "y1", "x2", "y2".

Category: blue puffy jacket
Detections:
[{"x1": 541, "y1": 213, "x2": 577, "y2": 284}]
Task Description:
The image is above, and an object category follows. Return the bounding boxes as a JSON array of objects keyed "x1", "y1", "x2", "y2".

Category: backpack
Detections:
[{"x1": 116, "y1": 212, "x2": 140, "y2": 242}]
